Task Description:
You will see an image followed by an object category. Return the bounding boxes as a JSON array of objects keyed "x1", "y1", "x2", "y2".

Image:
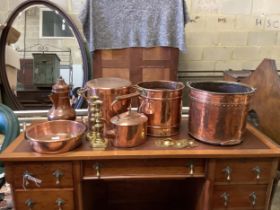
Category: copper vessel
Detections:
[
  {"x1": 136, "y1": 80, "x2": 185, "y2": 137},
  {"x1": 110, "y1": 110, "x2": 148, "y2": 148},
  {"x1": 81, "y1": 77, "x2": 133, "y2": 132},
  {"x1": 25, "y1": 120, "x2": 86, "y2": 154},
  {"x1": 48, "y1": 77, "x2": 76, "y2": 121},
  {"x1": 187, "y1": 81, "x2": 256, "y2": 146}
]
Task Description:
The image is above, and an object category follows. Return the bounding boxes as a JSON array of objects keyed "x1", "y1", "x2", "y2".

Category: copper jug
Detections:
[{"x1": 48, "y1": 77, "x2": 76, "y2": 121}]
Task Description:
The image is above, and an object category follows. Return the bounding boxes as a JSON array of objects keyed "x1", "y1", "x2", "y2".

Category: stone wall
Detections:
[{"x1": 181, "y1": 0, "x2": 280, "y2": 79}]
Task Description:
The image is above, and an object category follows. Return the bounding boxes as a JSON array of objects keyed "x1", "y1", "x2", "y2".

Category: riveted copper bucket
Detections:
[
  {"x1": 187, "y1": 81, "x2": 256, "y2": 146},
  {"x1": 136, "y1": 80, "x2": 185, "y2": 137}
]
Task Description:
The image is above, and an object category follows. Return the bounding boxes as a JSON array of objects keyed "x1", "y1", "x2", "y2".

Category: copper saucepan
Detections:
[
  {"x1": 109, "y1": 92, "x2": 147, "y2": 148},
  {"x1": 187, "y1": 81, "x2": 256, "y2": 146}
]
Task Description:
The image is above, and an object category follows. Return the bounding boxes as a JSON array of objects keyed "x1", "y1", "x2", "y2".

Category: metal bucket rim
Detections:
[
  {"x1": 186, "y1": 80, "x2": 256, "y2": 95},
  {"x1": 136, "y1": 80, "x2": 185, "y2": 92}
]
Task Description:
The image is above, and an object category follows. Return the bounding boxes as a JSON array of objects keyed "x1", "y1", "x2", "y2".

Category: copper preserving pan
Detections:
[
  {"x1": 187, "y1": 81, "x2": 256, "y2": 146},
  {"x1": 136, "y1": 80, "x2": 185, "y2": 137},
  {"x1": 25, "y1": 120, "x2": 86, "y2": 153}
]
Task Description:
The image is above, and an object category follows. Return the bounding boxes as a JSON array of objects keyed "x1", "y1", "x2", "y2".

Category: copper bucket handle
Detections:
[{"x1": 111, "y1": 91, "x2": 140, "y2": 118}]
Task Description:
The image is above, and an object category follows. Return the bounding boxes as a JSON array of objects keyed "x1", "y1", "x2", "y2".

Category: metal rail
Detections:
[{"x1": 14, "y1": 107, "x2": 190, "y2": 131}]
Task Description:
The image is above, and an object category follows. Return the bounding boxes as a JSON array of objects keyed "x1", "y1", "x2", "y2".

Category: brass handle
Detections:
[
  {"x1": 188, "y1": 162, "x2": 194, "y2": 176},
  {"x1": 249, "y1": 192, "x2": 257, "y2": 207},
  {"x1": 95, "y1": 163, "x2": 101, "y2": 178},
  {"x1": 252, "y1": 166, "x2": 261, "y2": 180},
  {"x1": 52, "y1": 170, "x2": 64, "y2": 185},
  {"x1": 77, "y1": 87, "x2": 89, "y2": 100},
  {"x1": 25, "y1": 199, "x2": 34, "y2": 210},
  {"x1": 222, "y1": 166, "x2": 232, "y2": 182},
  {"x1": 221, "y1": 192, "x2": 230, "y2": 207},
  {"x1": 56, "y1": 198, "x2": 65, "y2": 210},
  {"x1": 23, "y1": 171, "x2": 42, "y2": 190}
]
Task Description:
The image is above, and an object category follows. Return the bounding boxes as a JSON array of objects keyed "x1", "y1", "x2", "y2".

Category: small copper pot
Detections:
[
  {"x1": 187, "y1": 81, "x2": 256, "y2": 146},
  {"x1": 110, "y1": 110, "x2": 148, "y2": 148}
]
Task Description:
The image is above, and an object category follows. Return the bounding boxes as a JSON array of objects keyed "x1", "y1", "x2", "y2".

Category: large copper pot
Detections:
[
  {"x1": 81, "y1": 77, "x2": 133, "y2": 131},
  {"x1": 187, "y1": 81, "x2": 256, "y2": 146},
  {"x1": 136, "y1": 80, "x2": 185, "y2": 137}
]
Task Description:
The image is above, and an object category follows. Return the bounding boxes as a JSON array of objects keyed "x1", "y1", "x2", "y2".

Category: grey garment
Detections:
[{"x1": 79, "y1": 0, "x2": 187, "y2": 52}]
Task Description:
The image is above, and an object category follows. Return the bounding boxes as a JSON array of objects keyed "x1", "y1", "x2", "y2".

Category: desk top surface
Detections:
[{"x1": 1, "y1": 118, "x2": 279, "y2": 161}]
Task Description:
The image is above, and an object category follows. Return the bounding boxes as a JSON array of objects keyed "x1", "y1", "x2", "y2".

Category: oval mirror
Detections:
[{"x1": 0, "y1": 0, "x2": 89, "y2": 110}]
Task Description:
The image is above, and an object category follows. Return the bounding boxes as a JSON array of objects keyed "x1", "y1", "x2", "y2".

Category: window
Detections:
[{"x1": 40, "y1": 9, "x2": 73, "y2": 38}]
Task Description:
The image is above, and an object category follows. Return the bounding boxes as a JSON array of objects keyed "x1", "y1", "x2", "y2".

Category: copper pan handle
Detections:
[
  {"x1": 113, "y1": 91, "x2": 140, "y2": 102},
  {"x1": 111, "y1": 91, "x2": 140, "y2": 113}
]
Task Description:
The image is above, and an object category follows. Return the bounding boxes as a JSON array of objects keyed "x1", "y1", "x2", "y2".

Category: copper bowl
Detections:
[{"x1": 25, "y1": 120, "x2": 86, "y2": 154}]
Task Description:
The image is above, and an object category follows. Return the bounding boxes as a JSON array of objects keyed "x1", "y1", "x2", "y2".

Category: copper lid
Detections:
[
  {"x1": 52, "y1": 77, "x2": 70, "y2": 93},
  {"x1": 86, "y1": 77, "x2": 131, "y2": 90},
  {"x1": 111, "y1": 111, "x2": 147, "y2": 126}
]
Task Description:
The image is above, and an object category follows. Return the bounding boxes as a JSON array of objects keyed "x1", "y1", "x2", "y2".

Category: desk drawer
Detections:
[
  {"x1": 83, "y1": 159, "x2": 206, "y2": 179},
  {"x1": 12, "y1": 162, "x2": 73, "y2": 189},
  {"x1": 213, "y1": 184, "x2": 267, "y2": 209},
  {"x1": 214, "y1": 159, "x2": 273, "y2": 184},
  {"x1": 14, "y1": 189, "x2": 74, "y2": 210}
]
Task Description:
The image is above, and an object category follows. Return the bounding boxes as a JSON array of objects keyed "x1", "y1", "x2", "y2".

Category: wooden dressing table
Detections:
[{"x1": 0, "y1": 118, "x2": 279, "y2": 210}]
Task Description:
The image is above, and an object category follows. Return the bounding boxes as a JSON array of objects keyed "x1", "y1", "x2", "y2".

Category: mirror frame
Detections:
[{"x1": 0, "y1": 0, "x2": 89, "y2": 109}]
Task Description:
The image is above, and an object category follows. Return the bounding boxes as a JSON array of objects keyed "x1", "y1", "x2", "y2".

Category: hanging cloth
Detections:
[{"x1": 79, "y1": 0, "x2": 187, "y2": 52}]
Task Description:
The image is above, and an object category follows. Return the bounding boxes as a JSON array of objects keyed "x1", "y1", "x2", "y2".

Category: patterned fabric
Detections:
[{"x1": 79, "y1": 0, "x2": 187, "y2": 52}]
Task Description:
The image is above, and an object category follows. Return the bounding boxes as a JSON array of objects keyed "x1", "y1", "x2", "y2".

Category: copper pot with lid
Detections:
[
  {"x1": 187, "y1": 81, "x2": 256, "y2": 146},
  {"x1": 110, "y1": 109, "x2": 148, "y2": 147},
  {"x1": 48, "y1": 77, "x2": 76, "y2": 121}
]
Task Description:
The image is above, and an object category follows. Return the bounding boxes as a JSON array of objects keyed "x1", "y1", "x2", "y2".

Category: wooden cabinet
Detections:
[
  {"x1": 1, "y1": 119, "x2": 279, "y2": 210},
  {"x1": 210, "y1": 158, "x2": 278, "y2": 210},
  {"x1": 14, "y1": 189, "x2": 74, "y2": 210},
  {"x1": 32, "y1": 53, "x2": 60, "y2": 87},
  {"x1": 93, "y1": 47, "x2": 179, "y2": 83},
  {"x1": 7, "y1": 161, "x2": 74, "y2": 210}
]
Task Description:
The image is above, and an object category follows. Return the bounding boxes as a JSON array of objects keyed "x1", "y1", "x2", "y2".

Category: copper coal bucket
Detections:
[
  {"x1": 136, "y1": 80, "x2": 185, "y2": 137},
  {"x1": 187, "y1": 81, "x2": 256, "y2": 146}
]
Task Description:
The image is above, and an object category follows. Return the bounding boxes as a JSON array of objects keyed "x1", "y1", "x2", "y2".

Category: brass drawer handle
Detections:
[
  {"x1": 25, "y1": 198, "x2": 35, "y2": 210},
  {"x1": 188, "y1": 162, "x2": 194, "y2": 176},
  {"x1": 95, "y1": 163, "x2": 101, "y2": 178},
  {"x1": 56, "y1": 198, "x2": 65, "y2": 210},
  {"x1": 53, "y1": 170, "x2": 64, "y2": 185},
  {"x1": 252, "y1": 166, "x2": 261, "y2": 180},
  {"x1": 249, "y1": 192, "x2": 257, "y2": 207},
  {"x1": 222, "y1": 166, "x2": 232, "y2": 182},
  {"x1": 221, "y1": 192, "x2": 230, "y2": 207}
]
